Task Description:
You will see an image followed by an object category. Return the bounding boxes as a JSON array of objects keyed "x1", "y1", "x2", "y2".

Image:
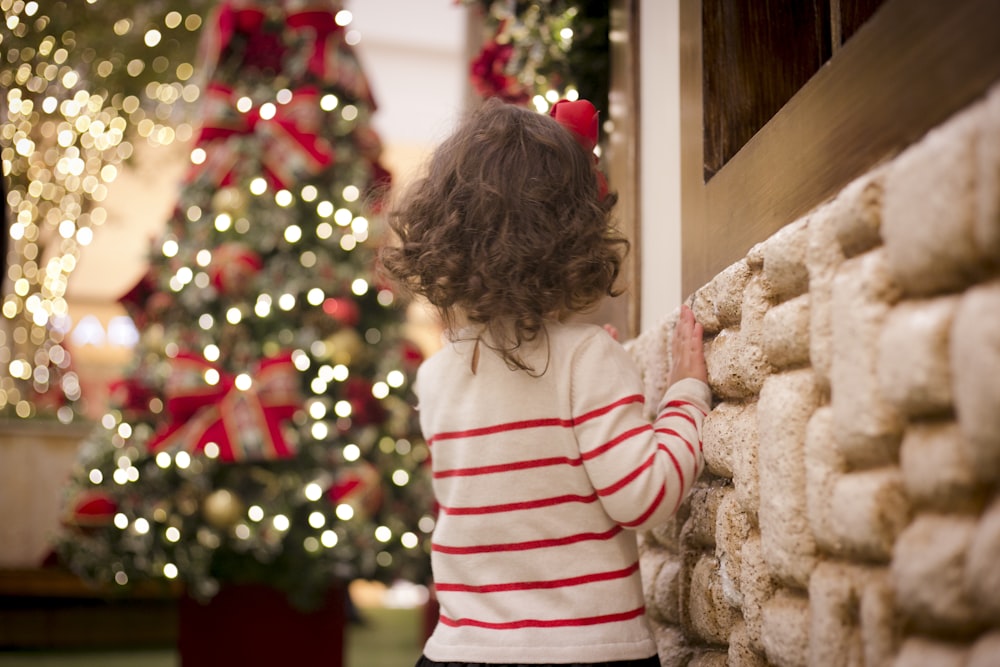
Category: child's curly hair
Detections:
[{"x1": 379, "y1": 98, "x2": 628, "y2": 373}]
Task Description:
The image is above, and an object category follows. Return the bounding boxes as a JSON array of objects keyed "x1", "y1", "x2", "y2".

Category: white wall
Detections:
[{"x1": 638, "y1": 0, "x2": 683, "y2": 330}]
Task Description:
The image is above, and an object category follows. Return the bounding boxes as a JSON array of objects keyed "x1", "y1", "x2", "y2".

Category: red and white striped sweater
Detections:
[{"x1": 415, "y1": 321, "x2": 711, "y2": 664}]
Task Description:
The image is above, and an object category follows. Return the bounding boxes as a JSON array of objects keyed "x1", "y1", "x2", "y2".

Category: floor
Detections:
[{"x1": 0, "y1": 594, "x2": 424, "y2": 667}]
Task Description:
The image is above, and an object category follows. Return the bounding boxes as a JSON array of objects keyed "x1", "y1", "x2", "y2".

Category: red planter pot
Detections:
[{"x1": 178, "y1": 583, "x2": 346, "y2": 666}]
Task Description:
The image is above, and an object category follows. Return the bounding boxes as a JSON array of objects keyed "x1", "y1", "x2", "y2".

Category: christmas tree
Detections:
[{"x1": 57, "y1": 0, "x2": 433, "y2": 610}]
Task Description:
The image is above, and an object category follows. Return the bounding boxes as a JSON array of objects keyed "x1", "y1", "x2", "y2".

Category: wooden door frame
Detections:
[{"x1": 680, "y1": 0, "x2": 1000, "y2": 296}]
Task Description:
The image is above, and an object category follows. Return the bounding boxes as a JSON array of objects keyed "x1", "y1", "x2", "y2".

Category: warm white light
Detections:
[
  {"x1": 392, "y1": 469, "x2": 410, "y2": 486},
  {"x1": 308, "y1": 511, "x2": 326, "y2": 528},
  {"x1": 234, "y1": 374, "x2": 252, "y2": 391},
  {"x1": 163, "y1": 563, "x2": 179, "y2": 579},
  {"x1": 175, "y1": 452, "x2": 191, "y2": 469},
  {"x1": 248, "y1": 505, "x2": 264, "y2": 522},
  {"x1": 272, "y1": 514, "x2": 290, "y2": 531},
  {"x1": 336, "y1": 504, "x2": 354, "y2": 521},
  {"x1": 134, "y1": 518, "x2": 150, "y2": 534},
  {"x1": 165, "y1": 526, "x2": 181, "y2": 542},
  {"x1": 321, "y1": 530, "x2": 338, "y2": 547},
  {"x1": 343, "y1": 444, "x2": 361, "y2": 461},
  {"x1": 334, "y1": 400, "x2": 352, "y2": 417},
  {"x1": 372, "y1": 382, "x2": 389, "y2": 399},
  {"x1": 386, "y1": 370, "x2": 405, "y2": 388},
  {"x1": 114, "y1": 513, "x2": 129, "y2": 529},
  {"x1": 305, "y1": 482, "x2": 323, "y2": 501},
  {"x1": 374, "y1": 526, "x2": 391, "y2": 543},
  {"x1": 351, "y1": 279, "x2": 369, "y2": 295},
  {"x1": 156, "y1": 452, "x2": 172, "y2": 468},
  {"x1": 401, "y1": 532, "x2": 419, "y2": 549}
]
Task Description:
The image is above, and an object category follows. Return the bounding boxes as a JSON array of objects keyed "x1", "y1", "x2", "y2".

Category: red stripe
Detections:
[
  {"x1": 596, "y1": 451, "x2": 655, "y2": 496},
  {"x1": 440, "y1": 493, "x2": 598, "y2": 516},
  {"x1": 427, "y1": 395, "x2": 644, "y2": 446},
  {"x1": 664, "y1": 399, "x2": 707, "y2": 416},
  {"x1": 659, "y1": 408, "x2": 696, "y2": 426},
  {"x1": 433, "y1": 525, "x2": 623, "y2": 555},
  {"x1": 439, "y1": 605, "x2": 647, "y2": 630},
  {"x1": 435, "y1": 455, "x2": 582, "y2": 479},
  {"x1": 621, "y1": 484, "x2": 667, "y2": 527},
  {"x1": 581, "y1": 424, "x2": 651, "y2": 461},
  {"x1": 654, "y1": 427, "x2": 696, "y2": 459},
  {"x1": 435, "y1": 561, "x2": 640, "y2": 593}
]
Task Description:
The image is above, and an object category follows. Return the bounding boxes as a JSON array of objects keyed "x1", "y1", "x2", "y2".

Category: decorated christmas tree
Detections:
[{"x1": 56, "y1": 0, "x2": 433, "y2": 610}]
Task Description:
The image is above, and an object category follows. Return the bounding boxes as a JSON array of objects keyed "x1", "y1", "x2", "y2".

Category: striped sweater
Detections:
[{"x1": 414, "y1": 321, "x2": 711, "y2": 664}]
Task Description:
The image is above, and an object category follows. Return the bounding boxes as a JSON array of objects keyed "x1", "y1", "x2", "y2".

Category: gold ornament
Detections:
[{"x1": 201, "y1": 489, "x2": 244, "y2": 529}]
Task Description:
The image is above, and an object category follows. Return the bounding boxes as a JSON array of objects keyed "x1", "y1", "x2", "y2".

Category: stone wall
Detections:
[{"x1": 627, "y1": 83, "x2": 1000, "y2": 666}]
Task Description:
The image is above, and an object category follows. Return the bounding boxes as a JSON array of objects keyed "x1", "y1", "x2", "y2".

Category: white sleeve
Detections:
[{"x1": 570, "y1": 331, "x2": 711, "y2": 531}]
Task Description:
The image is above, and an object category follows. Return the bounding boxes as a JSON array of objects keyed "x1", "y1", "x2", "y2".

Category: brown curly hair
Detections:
[{"x1": 379, "y1": 98, "x2": 628, "y2": 373}]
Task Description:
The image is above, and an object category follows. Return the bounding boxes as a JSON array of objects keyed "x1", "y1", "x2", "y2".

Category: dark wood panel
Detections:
[
  {"x1": 837, "y1": 0, "x2": 888, "y2": 46},
  {"x1": 702, "y1": 0, "x2": 830, "y2": 179},
  {"x1": 682, "y1": 0, "x2": 1000, "y2": 296}
]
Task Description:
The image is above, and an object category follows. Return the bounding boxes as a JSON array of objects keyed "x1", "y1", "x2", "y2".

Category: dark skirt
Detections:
[{"x1": 415, "y1": 656, "x2": 660, "y2": 667}]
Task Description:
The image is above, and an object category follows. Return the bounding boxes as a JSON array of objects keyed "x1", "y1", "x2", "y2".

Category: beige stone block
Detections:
[
  {"x1": 762, "y1": 294, "x2": 811, "y2": 370},
  {"x1": 626, "y1": 311, "x2": 676, "y2": 421},
  {"x1": 968, "y1": 631, "x2": 1000, "y2": 667},
  {"x1": 688, "y1": 554, "x2": 741, "y2": 645},
  {"x1": 681, "y1": 483, "x2": 723, "y2": 549},
  {"x1": 899, "y1": 421, "x2": 983, "y2": 512},
  {"x1": 965, "y1": 495, "x2": 1000, "y2": 619},
  {"x1": 740, "y1": 274, "x2": 771, "y2": 348},
  {"x1": 859, "y1": 568, "x2": 899, "y2": 667},
  {"x1": 691, "y1": 259, "x2": 752, "y2": 335},
  {"x1": 894, "y1": 637, "x2": 968, "y2": 667},
  {"x1": 808, "y1": 562, "x2": 865, "y2": 667},
  {"x1": 702, "y1": 401, "x2": 757, "y2": 488},
  {"x1": 760, "y1": 217, "x2": 810, "y2": 302},
  {"x1": 728, "y1": 621, "x2": 768, "y2": 667},
  {"x1": 639, "y1": 542, "x2": 668, "y2": 621},
  {"x1": 951, "y1": 280, "x2": 1000, "y2": 482},
  {"x1": 688, "y1": 651, "x2": 727, "y2": 667},
  {"x1": 739, "y1": 532, "x2": 774, "y2": 654},
  {"x1": 652, "y1": 556, "x2": 684, "y2": 625},
  {"x1": 831, "y1": 250, "x2": 904, "y2": 467},
  {"x1": 732, "y1": 402, "x2": 761, "y2": 519},
  {"x1": 828, "y1": 468, "x2": 910, "y2": 562},
  {"x1": 878, "y1": 296, "x2": 958, "y2": 418},
  {"x1": 805, "y1": 203, "x2": 846, "y2": 392},
  {"x1": 883, "y1": 103, "x2": 991, "y2": 296},
  {"x1": 761, "y1": 590, "x2": 810, "y2": 667},
  {"x1": 705, "y1": 327, "x2": 770, "y2": 401},
  {"x1": 715, "y1": 490, "x2": 753, "y2": 609},
  {"x1": 805, "y1": 407, "x2": 845, "y2": 553},
  {"x1": 828, "y1": 168, "x2": 886, "y2": 257},
  {"x1": 649, "y1": 621, "x2": 693, "y2": 667},
  {"x1": 647, "y1": 514, "x2": 684, "y2": 552},
  {"x1": 891, "y1": 514, "x2": 982, "y2": 634},
  {"x1": 975, "y1": 83, "x2": 1000, "y2": 263},
  {"x1": 758, "y1": 369, "x2": 821, "y2": 586}
]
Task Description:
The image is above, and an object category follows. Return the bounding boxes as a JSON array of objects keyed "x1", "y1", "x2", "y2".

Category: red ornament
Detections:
[
  {"x1": 64, "y1": 491, "x2": 118, "y2": 532},
  {"x1": 328, "y1": 462, "x2": 383, "y2": 517},
  {"x1": 470, "y1": 29, "x2": 530, "y2": 104},
  {"x1": 209, "y1": 242, "x2": 264, "y2": 294},
  {"x1": 322, "y1": 297, "x2": 360, "y2": 327}
]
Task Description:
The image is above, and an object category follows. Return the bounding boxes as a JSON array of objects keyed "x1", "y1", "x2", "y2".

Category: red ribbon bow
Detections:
[
  {"x1": 549, "y1": 99, "x2": 608, "y2": 199},
  {"x1": 147, "y1": 352, "x2": 301, "y2": 463},
  {"x1": 187, "y1": 82, "x2": 335, "y2": 189}
]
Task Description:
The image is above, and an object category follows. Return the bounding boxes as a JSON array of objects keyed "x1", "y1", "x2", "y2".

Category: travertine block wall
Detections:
[{"x1": 627, "y1": 83, "x2": 1000, "y2": 666}]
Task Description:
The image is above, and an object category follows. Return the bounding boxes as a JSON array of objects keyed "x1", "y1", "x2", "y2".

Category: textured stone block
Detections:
[
  {"x1": 878, "y1": 296, "x2": 958, "y2": 418},
  {"x1": 761, "y1": 590, "x2": 809, "y2": 667},
  {"x1": 828, "y1": 168, "x2": 885, "y2": 258},
  {"x1": 715, "y1": 490, "x2": 752, "y2": 609},
  {"x1": 626, "y1": 311, "x2": 676, "y2": 421},
  {"x1": 640, "y1": 541, "x2": 669, "y2": 621},
  {"x1": 682, "y1": 483, "x2": 723, "y2": 549},
  {"x1": 805, "y1": 203, "x2": 846, "y2": 391},
  {"x1": 858, "y1": 568, "x2": 898, "y2": 667},
  {"x1": 891, "y1": 514, "x2": 982, "y2": 634},
  {"x1": 740, "y1": 274, "x2": 771, "y2": 349},
  {"x1": 702, "y1": 401, "x2": 756, "y2": 485},
  {"x1": 804, "y1": 407, "x2": 844, "y2": 553},
  {"x1": 646, "y1": 514, "x2": 684, "y2": 552},
  {"x1": 762, "y1": 294, "x2": 810, "y2": 370},
  {"x1": 688, "y1": 554, "x2": 741, "y2": 645},
  {"x1": 894, "y1": 637, "x2": 968, "y2": 667},
  {"x1": 650, "y1": 621, "x2": 693, "y2": 667},
  {"x1": 965, "y1": 495, "x2": 1000, "y2": 619},
  {"x1": 968, "y1": 631, "x2": 1000, "y2": 667},
  {"x1": 728, "y1": 621, "x2": 768, "y2": 667},
  {"x1": 951, "y1": 280, "x2": 1000, "y2": 482},
  {"x1": 688, "y1": 651, "x2": 728, "y2": 667},
  {"x1": 759, "y1": 217, "x2": 810, "y2": 302},
  {"x1": 731, "y1": 402, "x2": 761, "y2": 519},
  {"x1": 691, "y1": 259, "x2": 752, "y2": 335},
  {"x1": 827, "y1": 468, "x2": 910, "y2": 562},
  {"x1": 651, "y1": 556, "x2": 684, "y2": 625},
  {"x1": 808, "y1": 562, "x2": 865, "y2": 667},
  {"x1": 831, "y1": 250, "x2": 904, "y2": 467},
  {"x1": 739, "y1": 533, "x2": 774, "y2": 654},
  {"x1": 758, "y1": 370, "x2": 821, "y2": 586},
  {"x1": 705, "y1": 327, "x2": 770, "y2": 400},
  {"x1": 899, "y1": 421, "x2": 982, "y2": 512},
  {"x1": 975, "y1": 83, "x2": 1000, "y2": 263},
  {"x1": 883, "y1": 102, "x2": 992, "y2": 296}
]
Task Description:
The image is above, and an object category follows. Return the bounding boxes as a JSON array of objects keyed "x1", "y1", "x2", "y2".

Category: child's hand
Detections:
[
  {"x1": 667, "y1": 305, "x2": 707, "y2": 386},
  {"x1": 602, "y1": 324, "x2": 620, "y2": 342}
]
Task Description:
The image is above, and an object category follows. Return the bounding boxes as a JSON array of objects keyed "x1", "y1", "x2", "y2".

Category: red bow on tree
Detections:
[
  {"x1": 549, "y1": 99, "x2": 609, "y2": 199},
  {"x1": 186, "y1": 82, "x2": 335, "y2": 189},
  {"x1": 147, "y1": 352, "x2": 301, "y2": 463}
]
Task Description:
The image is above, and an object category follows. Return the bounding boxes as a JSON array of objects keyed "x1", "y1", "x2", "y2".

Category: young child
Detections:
[{"x1": 380, "y1": 98, "x2": 710, "y2": 667}]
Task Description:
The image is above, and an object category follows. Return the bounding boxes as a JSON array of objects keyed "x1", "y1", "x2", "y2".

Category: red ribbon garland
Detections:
[
  {"x1": 186, "y1": 81, "x2": 335, "y2": 189},
  {"x1": 147, "y1": 352, "x2": 301, "y2": 463}
]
